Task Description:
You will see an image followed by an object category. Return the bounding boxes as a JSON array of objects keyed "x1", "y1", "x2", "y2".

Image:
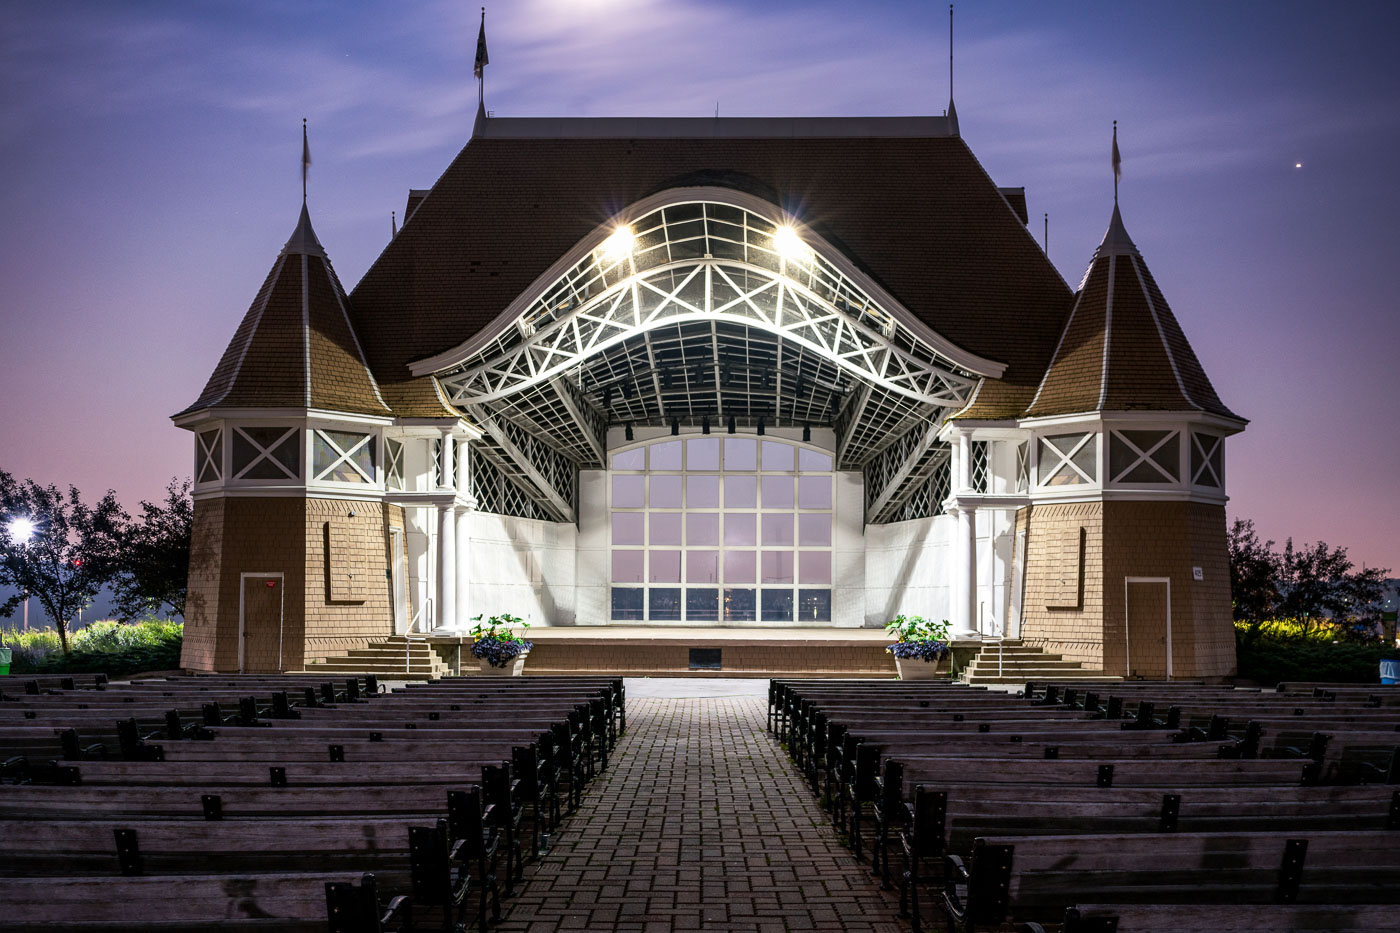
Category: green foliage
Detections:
[
  {"x1": 469, "y1": 613, "x2": 531, "y2": 645},
  {"x1": 111, "y1": 478, "x2": 192, "y2": 621},
  {"x1": 1234, "y1": 629, "x2": 1390, "y2": 686},
  {"x1": 883, "y1": 615, "x2": 950, "y2": 643},
  {"x1": 1, "y1": 619, "x2": 183, "y2": 676}
]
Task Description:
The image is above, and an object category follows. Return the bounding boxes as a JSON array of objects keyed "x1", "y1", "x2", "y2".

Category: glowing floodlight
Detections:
[
  {"x1": 5, "y1": 516, "x2": 36, "y2": 545},
  {"x1": 600, "y1": 225, "x2": 635, "y2": 263},
  {"x1": 773, "y1": 225, "x2": 811, "y2": 261}
]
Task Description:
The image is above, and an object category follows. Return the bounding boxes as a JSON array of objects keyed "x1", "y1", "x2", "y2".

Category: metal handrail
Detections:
[{"x1": 403, "y1": 598, "x2": 434, "y2": 673}]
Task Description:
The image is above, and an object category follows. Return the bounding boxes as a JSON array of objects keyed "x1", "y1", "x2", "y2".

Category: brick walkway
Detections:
[{"x1": 497, "y1": 696, "x2": 906, "y2": 933}]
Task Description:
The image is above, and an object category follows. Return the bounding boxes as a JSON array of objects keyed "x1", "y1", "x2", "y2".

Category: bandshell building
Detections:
[{"x1": 175, "y1": 107, "x2": 1244, "y2": 679}]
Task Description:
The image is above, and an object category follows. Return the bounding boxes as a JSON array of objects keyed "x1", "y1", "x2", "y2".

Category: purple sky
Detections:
[{"x1": 1, "y1": 0, "x2": 1397, "y2": 572}]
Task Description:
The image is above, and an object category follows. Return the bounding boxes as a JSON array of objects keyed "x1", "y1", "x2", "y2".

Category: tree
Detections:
[
  {"x1": 111, "y1": 478, "x2": 193, "y2": 621},
  {"x1": 0, "y1": 471, "x2": 125, "y2": 653},
  {"x1": 1228, "y1": 516, "x2": 1391, "y2": 646},
  {"x1": 1277, "y1": 538, "x2": 1389, "y2": 638},
  {"x1": 1228, "y1": 519, "x2": 1281, "y2": 645}
]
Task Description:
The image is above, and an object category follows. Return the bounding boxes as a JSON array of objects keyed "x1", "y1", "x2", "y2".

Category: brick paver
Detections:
[{"x1": 497, "y1": 696, "x2": 907, "y2": 932}]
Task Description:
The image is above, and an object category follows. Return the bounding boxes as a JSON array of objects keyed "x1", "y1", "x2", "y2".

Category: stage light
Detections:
[
  {"x1": 757, "y1": 417, "x2": 766, "y2": 436},
  {"x1": 727, "y1": 415, "x2": 736, "y2": 434},
  {"x1": 601, "y1": 225, "x2": 635, "y2": 263},
  {"x1": 803, "y1": 423, "x2": 811, "y2": 443},
  {"x1": 670, "y1": 417, "x2": 680, "y2": 436},
  {"x1": 773, "y1": 225, "x2": 811, "y2": 261},
  {"x1": 702, "y1": 417, "x2": 711, "y2": 435},
  {"x1": 624, "y1": 422, "x2": 634, "y2": 442}
]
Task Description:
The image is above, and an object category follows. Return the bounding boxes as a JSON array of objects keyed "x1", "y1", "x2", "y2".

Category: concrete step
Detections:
[
  {"x1": 964, "y1": 658, "x2": 1088, "y2": 673},
  {"x1": 962, "y1": 672, "x2": 1124, "y2": 685}
]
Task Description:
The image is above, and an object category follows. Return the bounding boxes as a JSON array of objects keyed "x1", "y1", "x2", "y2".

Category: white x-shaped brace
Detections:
[
  {"x1": 1191, "y1": 432, "x2": 1222, "y2": 485},
  {"x1": 233, "y1": 427, "x2": 298, "y2": 480},
  {"x1": 1040, "y1": 433, "x2": 1096, "y2": 485},
  {"x1": 1110, "y1": 430, "x2": 1178, "y2": 483},
  {"x1": 315, "y1": 431, "x2": 374, "y2": 482},
  {"x1": 197, "y1": 429, "x2": 222, "y2": 480}
]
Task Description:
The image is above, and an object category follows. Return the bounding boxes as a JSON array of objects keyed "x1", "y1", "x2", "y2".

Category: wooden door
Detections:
[
  {"x1": 240, "y1": 576, "x2": 283, "y2": 673},
  {"x1": 1125, "y1": 578, "x2": 1171, "y2": 679}
]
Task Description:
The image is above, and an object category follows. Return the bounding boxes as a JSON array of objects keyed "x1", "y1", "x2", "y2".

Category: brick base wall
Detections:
[{"x1": 302, "y1": 497, "x2": 395, "y2": 666}]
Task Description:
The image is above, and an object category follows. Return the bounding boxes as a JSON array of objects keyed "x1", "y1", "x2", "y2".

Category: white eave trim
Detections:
[{"x1": 408, "y1": 186, "x2": 1007, "y2": 381}]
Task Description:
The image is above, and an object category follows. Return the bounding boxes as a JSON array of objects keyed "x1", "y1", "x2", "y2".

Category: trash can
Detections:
[
  {"x1": 1381, "y1": 659, "x2": 1399, "y2": 685},
  {"x1": 0, "y1": 646, "x2": 11, "y2": 676}
]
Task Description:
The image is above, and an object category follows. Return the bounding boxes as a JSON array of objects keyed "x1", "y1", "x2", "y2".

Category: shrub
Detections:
[
  {"x1": 2, "y1": 619, "x2": 183, "y2": 676},
  {"x1": 1234, "y1": 621, "x2": 1389, "y2": 686}
]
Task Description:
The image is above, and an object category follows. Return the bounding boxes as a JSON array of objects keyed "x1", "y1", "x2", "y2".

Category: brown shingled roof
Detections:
[
  {"x1": 181, "y1": 206, "x2": 390, "y2": 418},
  {"x1": 1024, "y1": 205, "x2": 1241, "y2": 422},
  {"x1": 345, "y1": 126, "x2": 1074, "y2": 418}
]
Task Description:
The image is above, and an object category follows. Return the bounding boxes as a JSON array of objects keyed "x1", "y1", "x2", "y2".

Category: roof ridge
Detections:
[{"x1": 1096, "y1": 254, "x2": 1115, "y2": 410}]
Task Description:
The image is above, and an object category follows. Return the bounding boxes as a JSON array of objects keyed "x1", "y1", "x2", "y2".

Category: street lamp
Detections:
[{"x1": 5, "y1": 517, "x2": 36, "y2": 631}]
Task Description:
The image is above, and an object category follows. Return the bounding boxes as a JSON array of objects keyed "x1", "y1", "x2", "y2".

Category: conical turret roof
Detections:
[
  {"x1": 180, "y1": 205, "x2": 390, "y2": 417},
  {"x1": 1024, "y1": 205, "x2": 1241, "y2": 421}
]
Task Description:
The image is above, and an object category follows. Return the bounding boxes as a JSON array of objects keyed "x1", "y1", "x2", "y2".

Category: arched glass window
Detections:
[{"x1": 609, "y1": 435, "x2": 834, "y2": 624}]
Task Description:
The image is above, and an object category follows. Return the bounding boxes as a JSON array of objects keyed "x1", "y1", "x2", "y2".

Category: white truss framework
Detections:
[{"x1": 439, "y1": 202, "x2": 976, "y2": 413}]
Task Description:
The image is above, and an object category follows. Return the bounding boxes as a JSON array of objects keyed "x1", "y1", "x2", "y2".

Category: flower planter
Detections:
[
  {"x1": 895, "y1": 655, "x2": 947, "y2": 680},
  {"x1": 1381, "y1": 659, "x2": 1399, "y2": 685},
  {"x1": 479, "y1": 653, "x2": 528, "y2": 676}
]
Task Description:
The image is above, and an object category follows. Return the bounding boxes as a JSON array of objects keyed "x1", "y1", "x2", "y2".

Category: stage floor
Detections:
[{"x1": 520, "y1": 626, "x2": 891, "y2": 648}]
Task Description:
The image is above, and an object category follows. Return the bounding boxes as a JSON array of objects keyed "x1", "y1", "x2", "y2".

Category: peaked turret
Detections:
[
  {"x1": 1024, "y1": 205, "x2": 1240, "y2": 421},
  {"x1": 180, "y1": 205, "x2": 389, "y2": 416}
]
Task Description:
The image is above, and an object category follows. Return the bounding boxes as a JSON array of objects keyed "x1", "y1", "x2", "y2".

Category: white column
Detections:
[
  {"x1": 454, "y1": 507, "x2": 471, "y2": 630},
  {"x1": 952, "y1": 432, "x2": 978, "y2": 638},
  {"x1": 437, "y1": 504, "x2": 457, "y2": 632},
  {"x1": 435, "y1": 431, "x2": 457, "y2": 632}
]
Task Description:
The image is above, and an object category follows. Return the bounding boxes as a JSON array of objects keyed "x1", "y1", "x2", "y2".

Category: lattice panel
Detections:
[
  {"x1": 970, "y1": 440, "x2": 990, "y2": 493},
  {"x1": 470, "y1": 452, "x2": 546, "y2": 521}
]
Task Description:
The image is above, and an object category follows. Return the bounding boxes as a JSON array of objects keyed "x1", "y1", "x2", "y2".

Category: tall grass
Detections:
[{"x1": 1, "y1": 619, "x2": 183, "y2": 676}]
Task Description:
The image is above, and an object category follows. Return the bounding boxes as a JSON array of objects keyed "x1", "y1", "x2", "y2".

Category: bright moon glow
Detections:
[
  {"x1": 5, "y1": 517, "x2": 36, "y2": 545},
  {"x1": 600, "y1": 225, "x2": 635, "y2": 263},
  {"x1": 1295, "y1": 162, "x2": 1303, "y2": 168},
  {"x1": 773, "y1": 225, "x2": 811, "y2": 260}
]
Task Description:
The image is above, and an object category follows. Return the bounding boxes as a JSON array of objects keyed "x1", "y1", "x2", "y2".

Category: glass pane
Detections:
[
  {"x1": 650, "y1": 513, "x2": 682, "y2": 546},
  {"x1": 724, "y1": 475, "x2": 756, "y2": 508},
  {"x1": 1150, "y1": 433, "x2": 1180, "y2": 480},
  {"x1": 1069, "y1": 434, "x2": 1098, "y2": 481},
  {"x1": 761, "y1": 440, "x2": 794, "y2": 470},
  {"x1": 687, "y1": 513, "x2": 719, "y2": 546},
  {"x1": 650, "y1": 440, "x2": 682, "y2": 470},
  {"x1": 798, "y1": 448, "x2": 832, "y2": 471},
  {"x1": 270, "y1": 431, "x2": 300, "y2": 476},
  {"x1": 797, "y1": 476, "x2": 832, "y2": 509},
  {"x1": 686, "y1": 475, "x2": 720, "y2": 508},
  {"x1": 650, "y1": 550, "x2": 681, "y2": 583},
  {"x1": 611, "y1": 448, "x2": 645, "y2": 470},
  {"x1": 687, "y1": 551, "x2": 719, "y2": 584},
  {"x1": 1108, "y1": 432, "x2": 1138, "y2": 480},
  {"x1": 797, "y1": 589, "x2": 832, "y2": 622},
  {"x1": 686, "y1": 589, "x2": 719, "y2": 622},
  {"x1": 723, "y1": 550, "x2": 756, "y2": 584},
  {"x1": 799, "y1": 551, "x2": 831, "y2": 584},
  {"x1": 724, "y1": 513, "x2": 756, "y2": 546},
  {"x1": 611, "y1": 551, "x2": 644, "y2": 583},
  {"x1": 231, "y1": 429, "x2": 267, "y2": 476},
  {"x1": 611, "y1": 512, "x2": 644, "y2": 545},
  {"x1": 761, "y1": 475, "x2": 794, "y2": 509},
  {"x1": 761, "y1": 551, "x2": 794, "y2": 584},
  {"x1": 724, "y1": 588, "x2": 756, "y2": 622},
  {"x1": 798, "y1": 513, "x2": 832, "y2": 547},
  {"x1": 761, "y1": 589, "x2": 793, "y2": 622},
  {"x1": 650, "y1": 475, "x2": 683, "y2": 508},
  {"x1": 687, "y1": 437, "x2": 720, "y2": 470},
  {"x1": 724, "y1": 437, "x2": 757, "y2": 471},
  {"x1": 1120, "y1": 461, "x2": 1170, "y2": 483},
  {"x1": 612, "y1": 475, "x2": 645, "y2": 508},
  {"x1": 611, "y1": 587, "x2": 643, "y2": 621},
  {"x1": 762, "y1": 513, "x2": 794, "y2": 546},
  {"x1": 649, "y1": 588, "x2": 682, "y2": 621}
]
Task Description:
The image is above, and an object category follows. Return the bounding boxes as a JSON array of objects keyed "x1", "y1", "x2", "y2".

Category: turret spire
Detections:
[{"x1": 301, "y1": 118, "x2": 311, "y2": 205}]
